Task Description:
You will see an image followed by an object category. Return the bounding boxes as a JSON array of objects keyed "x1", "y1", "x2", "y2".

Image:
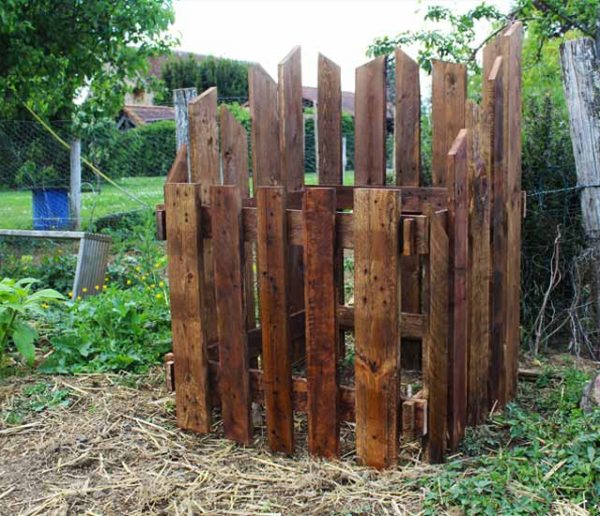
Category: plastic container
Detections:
[{"x1": 32, "y1": 188, "x2": 70, "y2": 230}]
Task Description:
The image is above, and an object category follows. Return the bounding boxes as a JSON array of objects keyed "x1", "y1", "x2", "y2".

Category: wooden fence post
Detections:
[
  {"x1": 173, "y1": 87, "x2": 197, "y2": 181},
  {"x1": 354, "y1": 188, "x2": 401, "y2": 469}
]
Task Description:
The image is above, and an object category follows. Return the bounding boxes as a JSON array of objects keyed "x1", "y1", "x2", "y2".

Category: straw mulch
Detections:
[{"x1": 0, "y1": 369, "x2": 437, "y2": 515}]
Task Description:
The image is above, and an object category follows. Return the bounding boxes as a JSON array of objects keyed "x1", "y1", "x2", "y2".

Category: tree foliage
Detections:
[
  {"x1": 0, "y1": 0, "x2": 175, "y2": 120},
  {"x1": 154, "y1": 55, "x2": 249, "y2": 104}
]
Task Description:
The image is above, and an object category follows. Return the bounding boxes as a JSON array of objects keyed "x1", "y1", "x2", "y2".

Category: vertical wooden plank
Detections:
[
  {"x1": 211, "y1": 185, "x2": 252, "y2": 444},
  {"x1": 164, "y1": 182, "x2": 211, "y2": 433},
  {"x1": 424, "y1": 209, "x2": 449, "y2": 463},
  {"x1": 395, "y1": 48, "x2": 420, "y2": 186},
  {"x1": 396, "y1": 49, "x2": 422, "y2": 369},
  {"x1": 318, "y1": 53, "x2": 343, "y2": 184},
  {"x1": 466, "y1": 101, "x2": 491, "y2": 426},
  {"x1": 431, "y1": 61, "x2": 467, "y2": 186},
  {"x1": 355, "y1": 57, "x2": 387, "y2": 186},
  {"x1": 447, "y1": 130, "x2": 469, "y2": 448},
  {"x1": 486, "y1": 55, "x2": 506, "y2": 408},
  {"x1": 502, "y1": 23, "x2": 523, "y2": 404},
  {"x1": 220, "y1": 105, "x2": 256, "y2": 331},
  {"x1": 279, "y1": 46, "x2": 304, "y2": 192},
  {"x1": 188, "y1": 88, "x2": 220, "y2": 347},
  {"x1": 304, "y1": 188, "x2": 339, "y2": 458},
  {"x1": 354, "y1": 188, "x2": 401, "y2": 469},
  {"x1": 249, "y1": 65, "x2": 282, "y2": 187},
  {"x1": 256, "y1": 186, "x2": 294, "y2": 454}
]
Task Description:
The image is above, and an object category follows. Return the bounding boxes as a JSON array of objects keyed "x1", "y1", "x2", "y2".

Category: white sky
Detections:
[{"x1": 170, "y1": 0, "x2": 514, "y2": 93}]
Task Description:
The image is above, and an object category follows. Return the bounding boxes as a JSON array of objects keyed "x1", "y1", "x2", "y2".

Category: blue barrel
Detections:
[{"x1": 32, "y1": 188, "x2": 70, "y2": 230}]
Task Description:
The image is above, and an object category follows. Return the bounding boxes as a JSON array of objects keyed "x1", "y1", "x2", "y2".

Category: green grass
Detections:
[{"x1": 0, "y1": 172, "x2": 358, "y2": 230}]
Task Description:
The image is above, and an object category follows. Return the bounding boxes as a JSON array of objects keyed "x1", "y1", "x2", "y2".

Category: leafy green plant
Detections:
[
  {"x1": 0, "y1": 277, "x2": 64, "y2": 366},
  {"x1": 1, "y1": 382, "x2": 72, "y2": 425}
]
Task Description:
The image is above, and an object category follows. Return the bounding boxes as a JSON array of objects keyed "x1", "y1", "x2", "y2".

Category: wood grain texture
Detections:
[
  {"x1": 166, "y1": 144, "x2": 189, "y2": 184},
  {"x1": 355, "y1": 57, "x2": 387, "y2": 186},
  {"x1": 502, "y1": 23, "x2": 523, "y2": 404},
  {"x1": 466, "y1": 101, "x2": 491, "y2": 426},
  {"x1": 354, "y1": 188, "x2": 401, "y2": 469},
  {"x1": 447, "y1": 129, "x2": 469, "y2": 448},
  {"x1": 431, "y1": 61, "x2": 467, "y2": 187},
  {"x1": 249, "y1": 65, "x2": 282, "y2": 186},
  {"x1": 395, "y1": 48, "x2": 420, "y2": 186},
  {"x1": 279, "y1": 46, "x2": 304, "y2": 192},
  {"x1": 164, "y1": 183, "x2": 211, "y2": 433},
  {"x1": 318, "y1": 54, "x2": 343, "y2": 184},
  {"x1": 211, "y1": 186, "x2": 252, "y2": 444},
  {"x1": 303, "y1": 188, "x2": 339, "y2": 457},
  {"x1": 425, "y1": 209, "x2": 449, "y2": 463},
  {"x1": 256, "y1": 187, "x2": 294, "y2": 454},
  {"x1": 188, "y1": 88, "x2": 220, "y2": 199}
]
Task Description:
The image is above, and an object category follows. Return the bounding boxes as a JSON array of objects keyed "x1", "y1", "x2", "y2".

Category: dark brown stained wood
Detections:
[
  {"x1": 354, "y1": 188, "x2": 401, "y2": 469},
  {"x1": 355, "y1": 57, "x2": 387, "y2": 186},
  {"x1": 304, "y1": 188, "x2": 339, "y2": 457},
  {"x1": 431, "y1": 61, "x2": 467, "y2": 187},
  {"x1": 447, "y1": 130, "x2": 469, "y2": 449},
  {"x1": 466, "y1": 101, "x2": 491, "y2": 426},
  {"x1": 188, "y1": 88, "x2": 220, "y2": 199},
  {"x1": 220, "y1": 105, "x2": 250, "y2": 196},
  {"x1": 188, "y1": 88, "x2": 220, "y2": 346},
  {"x1": 502, "y1": 23, "x2": 523, "y2": 404},
  {"x1": 486, "y1": 55, "x2": 507, "y2": 408},
  {"x1": 337, "y1": 305, "x2": 425, "y2": 338},
  {"x1": 211, "y1": 186, "x2": 252, "y2": 444},
  {"x1": 166, "y1": 144, "x2": 189, "y2": 184},
  {"x1": 279, "y1": 46, "x2": 304, "y2": 192},
  {"x1": 164, "y1": 183, "x2": 211, "y2": 433},
  {"x1": 249, "y1": 65, "x2": 282, "y2": 186},
  {"x1": 318, "y1": 54, "x2": 343, "y2": 184},
  {"x1": 396, "y1": 50, "x2": 422, "y2": 350},
  {"x1": 425, "y1": 209, "x2": 449, "y2": 463},
  {"x1": 395, "y1": 48, "x2": 421, "y2": 186},
  {"x1": 220, "y1": 105, "x2": 255, "y2": 331},
  {"x1": 403, "y1": 218, "x2": 416, "y2": 256},
  {"x1": 256, "y1": 187, "x2": 294, "y2": 454}
]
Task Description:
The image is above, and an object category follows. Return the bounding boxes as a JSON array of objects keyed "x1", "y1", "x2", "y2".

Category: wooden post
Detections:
[
  {"x1": 69, "y1": 139, "x2": 81, "y2": 230},
  {"x1": 318, "y1": 53, "x2": 342, "y2": 184},
  {"x1": 304, "y1": 187, "x2": 339, "y2": 458},
  {"x1": 173, "y1": 87, "x2": 197, "y2": 181},
  {"x1": 354, "y1": 188, "x2": 401, "y2": 469}
]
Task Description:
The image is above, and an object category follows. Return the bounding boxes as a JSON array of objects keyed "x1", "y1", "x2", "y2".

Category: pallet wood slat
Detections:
[
  {"x1": 256, "y1": 187, "x2": 294, "y2": 454},
  {"x1": 425, "y1": 209, "x2": 449, "y2": 462},
  {"x1": 355, "y1": 57, "x2": 387, "y2": 186},
  {"x1": 211, "y1": 185, "x2": 253, "y2": 444},
  {"x1": 304, "y1": 188, "x2": 339, "y2": 457},
  {"x1": 164, "y1": 182, "x2": 211, "y2": 433},
  {"x1": 318, "y1": 54, "x2": 343, "y2": 184},
  {"x1": 354, "y1": 188, "x2": 401, "y2": 469}
]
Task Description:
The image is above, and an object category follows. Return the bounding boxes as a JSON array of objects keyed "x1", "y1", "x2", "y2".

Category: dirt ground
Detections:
[{"x1": 0, "y1": 369, "x2": 435, "y2": 515}]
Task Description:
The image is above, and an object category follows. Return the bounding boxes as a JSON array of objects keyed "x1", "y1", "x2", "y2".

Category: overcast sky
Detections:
[{"x1": 170, "y1": 0, "x2": 514, "y2": 92}]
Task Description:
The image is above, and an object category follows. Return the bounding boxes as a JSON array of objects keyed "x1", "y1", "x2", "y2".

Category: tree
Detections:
[
  {"x1": 0, "y1": 0, "x2": 175, "y2": 120},
  {"x1": 154, "y1": 55, "x2": 249, "y2": 104}
]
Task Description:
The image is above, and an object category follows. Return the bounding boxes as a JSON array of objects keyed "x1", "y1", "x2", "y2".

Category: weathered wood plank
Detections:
[
  {"x1": 304, "y1": 188, "x2": 339, "y2": 458},
  {"x1": 164, "y1": 183, "x2": 211, "y2": 433},
  {"x1": 354, "y1": 188, "x2": 401, "y2": 469},
  {"x1": 431, "y1": 61, "x2": 467, "y2": 186},
  {"x1": 425, "y1": 209, "x2": 449, "y2": 462},
  {"x1": 336, "y1": 305, "x2": 425, "y2": 338},
  {"x1": 166, "y1": 144, "x2": 189, "y2": 184},
  {"x1": 279, "y1": 46, "x2": 304, "y2": 192},
  {"x1": 249, "y1": 65, "x2": 282, "y2": 186},
  {"x1": 318, "y1": 54, "x2": 343, "y2": 184},
  {"x1": 395, "y1": 48, "x2": 420, "y2": 186},
  {"x1": 355, "y1": 57, "x2": 387, "y2": 186},
  {"x1": 256, "y1": 187, "x2": 294, "y2": 454},
  {"x1": 211, "y1": 186, "x2": 252, "y2": 444},
  {"x1": 447, "y1": 130, "x2": 469, "y2": 448},
  {"x1": 466, "y1": 101, "x2": 491, "y2": 426}
]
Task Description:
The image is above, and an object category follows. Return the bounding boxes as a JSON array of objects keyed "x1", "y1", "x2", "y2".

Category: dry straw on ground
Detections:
[{"x1": 0, "y1": 369, "x2": 436, "y2": 515}]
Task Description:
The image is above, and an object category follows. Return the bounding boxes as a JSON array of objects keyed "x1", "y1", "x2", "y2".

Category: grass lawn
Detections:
[{"x1": 0, "y1": 171, "x2": 356, "y2": 230}]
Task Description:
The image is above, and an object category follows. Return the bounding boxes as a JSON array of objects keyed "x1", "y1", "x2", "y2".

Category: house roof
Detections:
[
  {"x1": 120, "y1": 105, "x2": 175, "y2": 126},
  {"x1": 301, "y1": 86, "x2": 357, "y2": 116}
]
